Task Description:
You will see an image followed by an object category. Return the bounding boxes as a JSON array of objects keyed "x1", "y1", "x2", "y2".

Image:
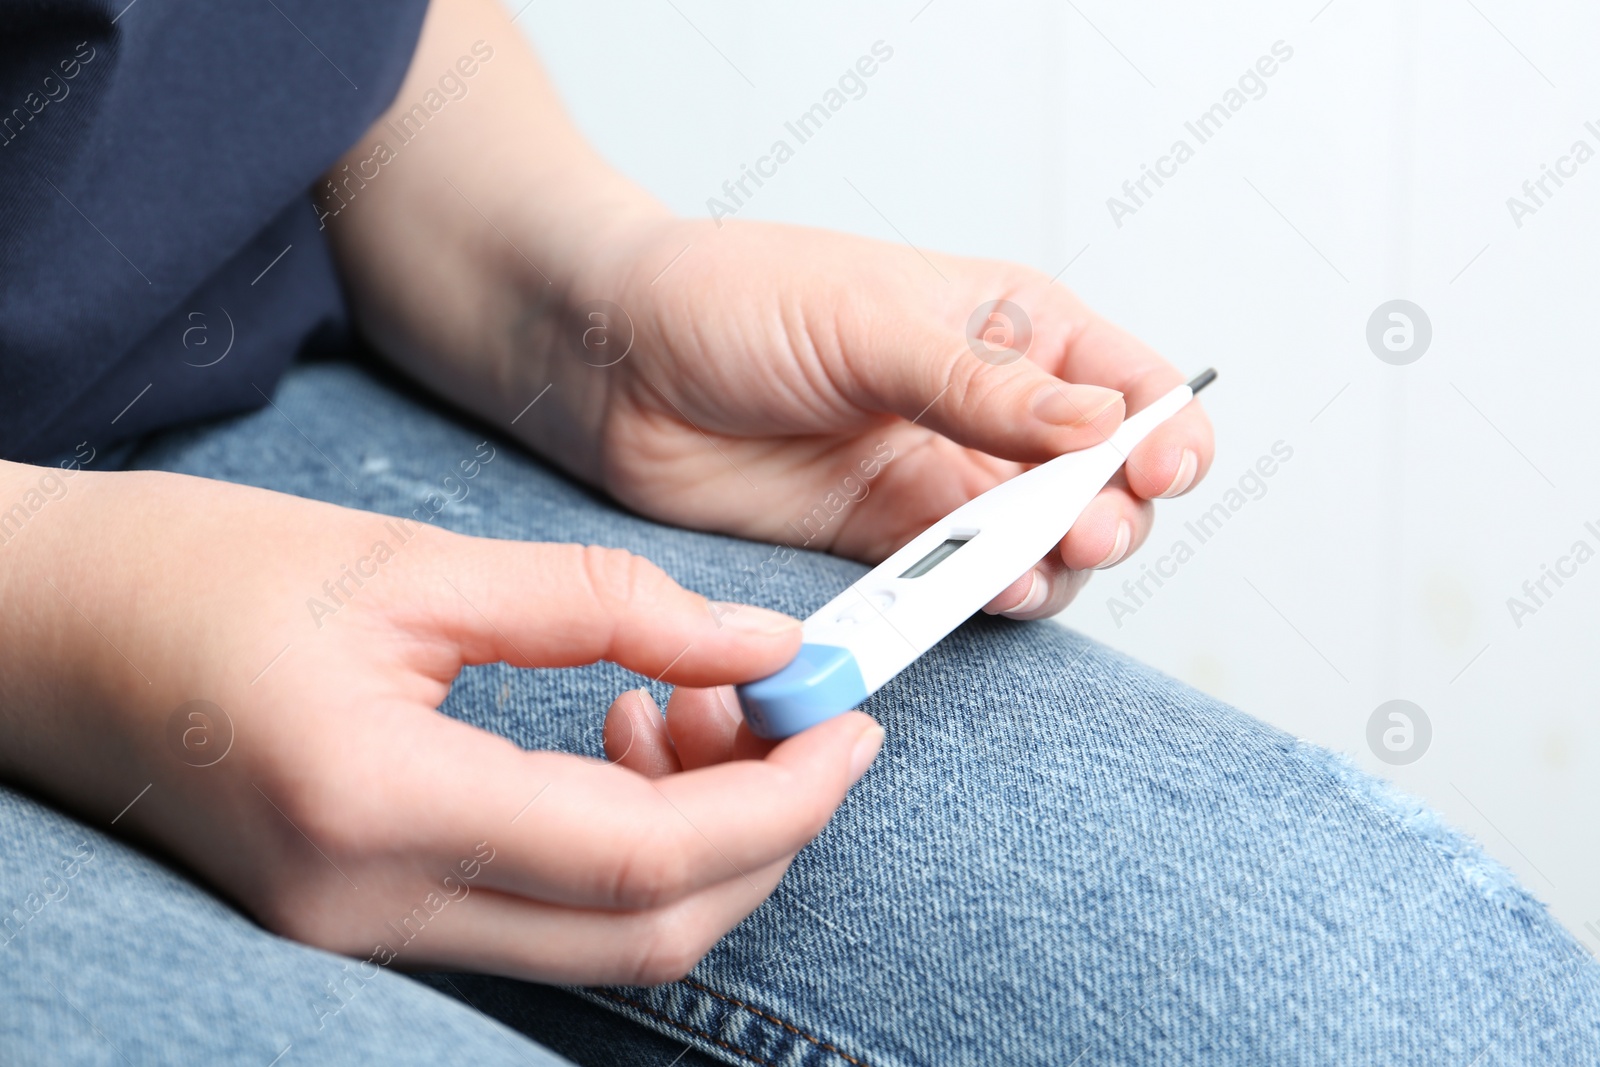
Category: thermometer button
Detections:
[{"x1": 834, "y1": 589, "x2": 895, "y2": 624}]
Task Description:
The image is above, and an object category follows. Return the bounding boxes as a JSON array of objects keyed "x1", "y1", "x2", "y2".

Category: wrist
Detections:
[
  {"x1": 490, "y1": 201, "x2": 680, "y2": 487},
  {"x1": 0, "y1": 463, "x2": 133, "y2": 787}
]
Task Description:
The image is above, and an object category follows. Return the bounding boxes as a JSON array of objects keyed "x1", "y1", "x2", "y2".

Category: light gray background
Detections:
[{"x1": 510, "y1": 0, "x2": 1600, "y2": 943}]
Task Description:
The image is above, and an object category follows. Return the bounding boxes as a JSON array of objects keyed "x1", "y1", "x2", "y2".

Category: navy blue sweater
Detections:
[{"x1": 0, "y1": 0, "x2": 430, "y2": 461}]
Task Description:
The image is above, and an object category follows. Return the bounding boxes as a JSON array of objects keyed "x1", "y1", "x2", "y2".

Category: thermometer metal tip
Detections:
[{"x1": 1187, "y1": 367, "x2": 1217, "y2": 394}]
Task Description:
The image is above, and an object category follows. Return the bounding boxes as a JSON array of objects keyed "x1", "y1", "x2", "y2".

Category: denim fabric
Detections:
[
  {"x1": 3, "y1": 358, "x2": 1597, "y2": 1065},
  {"x1": 0, "y1": 788, "x2": 569, "y2": 1065}
]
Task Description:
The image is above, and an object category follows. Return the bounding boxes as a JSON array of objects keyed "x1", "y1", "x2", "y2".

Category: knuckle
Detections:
[
  {"x1": 250, "y1": 873, "x2": 357, "y2": 952},
  {"x1": 256, "y1": 889, "x2": 328, "y2": 947},
  {"x1": 249, "y1": 774, "x2": 394, "y2": 952},
  {"x1": 627, "y1": 913, "x2": 714, "y2": 985},
  {"x1": 269, "y1": 763, "x2": 388, "y2": 864},
  {"x1": 578, "y1": 545, "x2": 666, "y2": 615},
  {"x1": 607, "y1": 824, "x2": 693, "y2": 910},
  {"x1": 947, "y1": 348, "x2": 1010, "y2": 419}
]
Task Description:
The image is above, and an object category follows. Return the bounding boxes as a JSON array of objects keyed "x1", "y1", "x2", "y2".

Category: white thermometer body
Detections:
[{"x1": 735, "y1": 370, "x2": 1215, "y2": 739}]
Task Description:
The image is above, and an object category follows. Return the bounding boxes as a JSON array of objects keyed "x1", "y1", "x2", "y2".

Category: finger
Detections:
[
  {"x1": 983, "y1": 570, "x2": 1037, "y2": 616},
  {"x1": 1056, "y1": 483, "x2": 1153, "y2": 572},
  {"x1": 665, "y1": 687, "x2": 742, "y2": 770},
  {"x1": 1124, "y1": 401, "x2": 1213, "y2": 500},
  {"x1": 603, "y1": 689, "x2": 680, "y2": 778},
  {"x1": 385, "y1": 854, "x2": 797, "y2": 986},
  {"x1": 980, "y1": 477, "x2": 1152, "y2": 619},
  {"x1": 1035, "y1": 297, "x2": 1216, "y2": 499},
  {"x1": 836, "y1": 320, "x2": 1125, "y2": 465},
  {"x1": 420, "y1": 537, "x2": 802, "y2": 686},
  {"x1": 663, "y1": 685, "x2": 764, "y2": 771},
  {"x1": 462, "y1": 711, "x2": 883, "y2": 910},
  {"x1": 981, "y1": 558, "x2": 1092, "y2": 621}
]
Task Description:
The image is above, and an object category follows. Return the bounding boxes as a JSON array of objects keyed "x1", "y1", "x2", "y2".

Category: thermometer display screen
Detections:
[{"x1": 899, "y1": 535, "x2": 974, "y2": 579}]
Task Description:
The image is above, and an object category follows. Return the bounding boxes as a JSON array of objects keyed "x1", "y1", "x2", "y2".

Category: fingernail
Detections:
[
  {"x1": 849, "y1": 723, "x2": 885, "y2": 782},
  {"x1": 1094, "y1": 520, "x2": 1132, "y2": 568},
  {"x1": 1007, "y1": 571, "x2": 1049, "y2": 616},
  {"x1": 711, "y1": 603, "x2": 799, "y2": 635},
  {"x1": 1158, "y1": 449, "x2": 1199, "y2": 498},
  {"x1": 1032, "y1": 384, "x2": 1122, "y2": 426},
  {"x1": 714, "y1": 686, "x2": 745, "y2": 729},
  {"x1": 635, "y1": 688, "x2": 662, "y2": 716}
]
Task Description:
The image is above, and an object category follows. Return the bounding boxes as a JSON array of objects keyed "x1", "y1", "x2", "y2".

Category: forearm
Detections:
[{"x1": 322, "y1": 0, "x2": 667, "y2": 480}]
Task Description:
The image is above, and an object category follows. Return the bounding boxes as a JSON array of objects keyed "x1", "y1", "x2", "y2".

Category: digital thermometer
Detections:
[{"x1": 735, "y1": 369, "x2": 1217, "y2": 738}]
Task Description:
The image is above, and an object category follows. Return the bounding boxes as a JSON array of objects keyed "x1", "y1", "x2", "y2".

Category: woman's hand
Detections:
[
  {"x1": 0, "y1": 462, "x2": 881, "y2": 984},
  {"x1": 539, "y1": 218, "x2": 1215, "y2": 620}
]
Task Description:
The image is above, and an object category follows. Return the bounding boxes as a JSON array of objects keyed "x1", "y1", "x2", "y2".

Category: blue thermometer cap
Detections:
[{"x1": 735, "y1": 643, "x2": 869, "y2": 739}]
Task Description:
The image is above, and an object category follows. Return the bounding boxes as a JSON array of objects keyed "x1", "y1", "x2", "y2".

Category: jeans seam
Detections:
[
  {"x1": 595, "y1": 989, "x2": 773, "y2": 1065},
  {"x1": 680, "y1": 979, "x2": 871, "y2": 1067}
]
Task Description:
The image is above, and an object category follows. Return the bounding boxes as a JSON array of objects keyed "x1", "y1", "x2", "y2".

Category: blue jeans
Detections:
[{"x1": 3, "y1": 360, "x2": 1596, "y2": 1065}]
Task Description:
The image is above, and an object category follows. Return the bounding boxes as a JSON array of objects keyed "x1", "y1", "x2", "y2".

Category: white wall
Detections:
[{"x1": 513, "y1": 0, "x2": 1600, "y2": 943}]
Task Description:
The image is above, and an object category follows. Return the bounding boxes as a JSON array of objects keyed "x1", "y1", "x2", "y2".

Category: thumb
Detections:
[
  {"x1": 840, "y1": 319, "x2": 1124, "y2": 462},
  {"x1": 417, "y1": 536, "x2": 803, "y2": 686}
]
